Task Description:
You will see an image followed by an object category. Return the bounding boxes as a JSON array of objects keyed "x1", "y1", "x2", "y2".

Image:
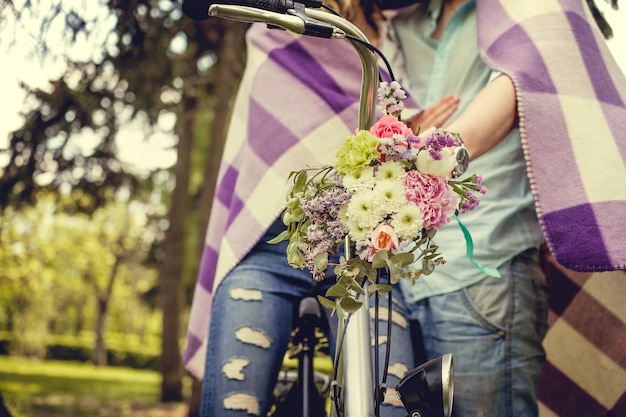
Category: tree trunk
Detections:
[
  {"x1": 90, "y1": 256, "x2": 121, "y2": 366},
  {"x1": 0, "y1": 391, "x2": 13, "y2": 417},
  {"x1": 160, "y1": 93, "x2": 197, "y2": 403},
  {"x1": 92, "y1": 298, "x2": 108, "y2": 366}
]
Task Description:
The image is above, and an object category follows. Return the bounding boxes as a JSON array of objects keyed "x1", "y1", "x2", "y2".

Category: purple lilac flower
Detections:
[
  {"x1": 459, "y1": 191, "x2": 480, "y2": 213},
  {"x1": 424, "y1": 130, "x2": 463, "y2": 160}
]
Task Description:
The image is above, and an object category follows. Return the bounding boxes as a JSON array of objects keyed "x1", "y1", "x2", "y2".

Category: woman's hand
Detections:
[{"x1": 407, "y1": 94, "x2": 460, "y2": 133}]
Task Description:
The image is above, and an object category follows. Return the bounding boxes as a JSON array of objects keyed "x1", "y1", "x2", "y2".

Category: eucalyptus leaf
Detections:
[
  {"x1": 388, "y1": 265, "x2": 402, "y2": 284},
  {"x1": 368, "y1": 283, "x2": 392, "y2": 297},
  {"x1": 370, "y1": 250, "x2": 389, "y2": 268},
  {"x1": 348, "y1": 278, "x2": 366, "y2": 295},
  {"x1": 339, "y1": 296, "x2": 363, "y2": 314},
  {"x1": 368, "y1": 284, "x2": 380, "y2": 297},
  {"x1": 317, "y1": 295, "x2": 337, "y2": 311},
  {"x1": 377, "y1": 283, "x2": 393, "y2": 293},
  {"x1": 314, "y1": 251, "x2": 329, "y2": 272},
  {"x1": 423, "y1": 257, "x2": 435, "y2": 275},
  {"x1": 285, "y1": 196, "x2": 300, "y2": 209},
  {"x1": 326, "y1": 283, "x2": 350, "y2": 297},
  {"x1": 337, "y1": 274, "x2": 353, "y2": 286},
  {"x1": 388, "y1": 252, "x2": 414, "y2": 268}
]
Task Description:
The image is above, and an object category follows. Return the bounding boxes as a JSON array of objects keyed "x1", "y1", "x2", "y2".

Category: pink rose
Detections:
[
  {"x1": 368, "y1": 223, "x2": 399, "y2": 261},
  {"x1": 404, "y1": 171, "x2": 460, "y2": 230},
  {"x1": 370, "y1": 115, "x2": 412, "y2": 139}
]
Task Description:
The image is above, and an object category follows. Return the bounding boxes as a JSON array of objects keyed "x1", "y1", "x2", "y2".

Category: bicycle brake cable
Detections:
[
  {"x1": 374, "y1": 267, "x2": 394, "y2": 417},
  {"x1": 320, "y1": 3, "x2": 397, "y2": 82}
]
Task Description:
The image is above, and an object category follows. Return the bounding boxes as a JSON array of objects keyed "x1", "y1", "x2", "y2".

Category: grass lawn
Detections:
[{"x1": 0, "y1": 356, "x2": 190, "y2": 417}]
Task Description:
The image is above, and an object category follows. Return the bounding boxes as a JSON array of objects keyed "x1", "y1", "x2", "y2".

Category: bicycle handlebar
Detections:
[
  {"x1": 182, "y1": 0, "x2": 323, "y2": 21},
  {"x1": 207, "y1": 4, "x2": 342, "y2": 38}
]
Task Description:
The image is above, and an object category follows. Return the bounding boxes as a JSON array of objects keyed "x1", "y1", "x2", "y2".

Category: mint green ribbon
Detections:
[{"x1": 453, "y1": 215, "x2": 501, "y2": 278}]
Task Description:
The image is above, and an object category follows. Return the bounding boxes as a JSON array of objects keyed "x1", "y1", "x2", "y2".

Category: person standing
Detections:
[{"x1": 388, "y1": 0, "x2": 626, "y2": 415}]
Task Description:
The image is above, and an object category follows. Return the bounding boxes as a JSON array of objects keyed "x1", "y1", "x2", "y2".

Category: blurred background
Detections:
[
  {"x1": 0, "y1": 1, "x2": 624, "y2": 417},
  {"x1": 0, "y1": 0, "x2": 250, "y2": 415}
]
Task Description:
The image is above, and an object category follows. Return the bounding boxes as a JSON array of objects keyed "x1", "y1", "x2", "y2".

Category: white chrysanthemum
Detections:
[
  {"x1": 375, "y1": 161, "x2": 407, "y2": 182},
  {"x1": 390, "y1": 204, "x2": 424, "y2": 240},
  {"x1": 346, "y1": 217, "x2": 373, "y2": 241},
  {"x1": 346, "y1": 190, "x2": 384, "y2": 230},
  {"x1": 372, "y1": 180, "x2": 407, "y2": 214},
  {"x1": 342, "y1": 166, "x2": 376, "y2": 193}
]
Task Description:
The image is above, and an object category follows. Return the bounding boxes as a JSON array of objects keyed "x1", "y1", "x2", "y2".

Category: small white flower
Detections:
[
  {"x1": 346, "y1": 190, "x2": 384, "y2": 230},
  {"x1": 390, "y1": 204, "x2": 424, "y2": 240},
  {"x1": 347, "y1": 217, "x2": 373, "y2": 241},
  {"x1": 375, "y1": 161, "x2": 407, "y2": 182},
  {"x1": 389, "y1": 81, "x2": 406, "y2": 99},
  {"x1": 373, "y1": 180, "x2": 407, "y2": 214},
  {"x1": 342, "y1": 166, "x2": 375, "y2": 193}
]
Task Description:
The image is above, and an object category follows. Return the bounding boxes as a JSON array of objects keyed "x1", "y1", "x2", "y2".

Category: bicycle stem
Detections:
[{"x1": 208, "y1": 5, "x2": 379, "y2": 416}]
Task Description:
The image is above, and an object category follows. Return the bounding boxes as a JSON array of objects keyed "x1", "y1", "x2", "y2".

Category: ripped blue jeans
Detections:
[{"x1": 200, "y1": 219, "x2": 415, "y2": 417}]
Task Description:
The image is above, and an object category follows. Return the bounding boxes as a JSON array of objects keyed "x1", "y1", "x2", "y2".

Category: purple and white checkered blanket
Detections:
[{"x1": 477, "y1": 0, "x2": 626, "y2": 272}]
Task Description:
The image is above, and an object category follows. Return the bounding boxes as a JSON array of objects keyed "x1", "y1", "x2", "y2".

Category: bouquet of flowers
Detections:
[{"x1": 270, "y1": 81, "x2": 486, "y2": 313}]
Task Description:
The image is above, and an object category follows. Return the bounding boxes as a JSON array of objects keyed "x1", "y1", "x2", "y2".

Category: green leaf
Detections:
[
  {"x1": 313, "y1": 251, "x2": 328, "y2": 272},
  {"x1": 422, "y1": 257, "x2": 435, "y2": 275},
  {"x1": 336, "y1": 274, "x2": 354, "y2": 286},
  {"x1": 293, "y1": 171, "x2": 308, "y2": 194},
  {"x1": 285, "y1": 196, "x2": 300, "y2": 209},
  {"x1": 368, "y1": 284, "x2": 379, "y2": 297},
  {"x1": 370, "y1": 250, "x2": 389, "y2": 268},
  {"x1": 376, "y1": 283, "x2": 392, "y2": 294},
  {"x1": 266, "y1": 229, "x2": 289, "y2": 244},
  {"x1": 286, "y1": 241, "x2": 305, "y2": 267},
  {"x1": 339, "y1": 297, "x2": 363, "y2": 314},
  {"x1": 317, "y1": 295, "x2": 337, "y2": 311},
  {"x1": 388, "y1": 265, "x2": 403, "y2": 284},
  {"x1": 368, "y1": 283, "x2": 392, "y2": 297},
  {"x1": 388, "y1": 252, "x2": 414, "y2": 268},
  {"x1": 326, "y1": 283, "x2": 350, "y2": 297},
  {"x1": 348, "y1": 278, "x2": 366, "y2": 295}
]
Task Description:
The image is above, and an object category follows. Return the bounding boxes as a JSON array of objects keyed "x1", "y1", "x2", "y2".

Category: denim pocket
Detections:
[
  {"x1": 462, "y1": 248, "x2": 547, "y2": 340},
  {"x1": 461, "y1": 266, "x2": 513, "y2": 335}
]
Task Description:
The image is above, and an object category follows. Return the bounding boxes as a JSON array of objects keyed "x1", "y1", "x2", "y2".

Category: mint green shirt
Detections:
[{"x1": 390, "y1": 0, "x2": 545, "y2": 303}]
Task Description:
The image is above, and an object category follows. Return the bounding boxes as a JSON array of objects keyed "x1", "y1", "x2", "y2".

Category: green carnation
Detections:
[{"x1": 335, "y1": 130, "x2": 380, "y2": 177}]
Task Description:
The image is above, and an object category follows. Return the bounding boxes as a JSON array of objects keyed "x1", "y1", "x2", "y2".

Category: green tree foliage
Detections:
[
  {"x1": 0, "y1": 195, "x2": 162, "y2": 361},
  {"x1": 0, "y1": 0, "x2": 248, "y2": 404}
]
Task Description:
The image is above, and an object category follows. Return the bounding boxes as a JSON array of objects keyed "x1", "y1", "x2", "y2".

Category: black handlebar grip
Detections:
[{"x1": 182, "y1": 0, "x2": 297, "y2": 20}]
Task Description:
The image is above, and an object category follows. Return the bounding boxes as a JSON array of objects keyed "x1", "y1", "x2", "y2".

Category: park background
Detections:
[{"x1": 0, "y1": 1, "x2": 625, "y2": 417}]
